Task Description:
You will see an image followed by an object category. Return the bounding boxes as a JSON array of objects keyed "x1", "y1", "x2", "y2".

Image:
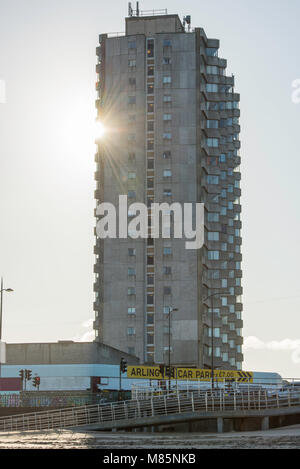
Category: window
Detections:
[
  {"x1": 129, "y1": 77, "x2": 136, "y2": 86},
  {"x1": 147, "y1": 333, "x2": 154, "y2": 344},
  {"x1": 147, "y1": 159, "x2": 154, "y2": 169},
  {"x1": 147, "y1": 103, "x2": 154, "y2": 113},
  {"x1": 128, "y1": 59, "x2": 136, "y2": 68},
  {"x1": 206, "y1": 102, "x2": 218, "y2": 111},
  {"x1": 222, "y1": 333, "x2": 228, "y2": 344},
  {"x1": 206, "y1": 65, "x2": 219, "y2": 75},
  {"x1": 208, "y1": 232, "x2": 219, "y2": 241},
  {"x1": 208, "y1": 251, "x2": 219, "y2": 260},
  {"x1": 147, "y1": 121, "x2": 154, "y2": 132},
  {"x1": 147, "y1": 314, "x2": 154, "y2": 324},
  {"x1": 163, "y1": 114, "x2": 172, "y2": 121},
  {"x1": 208, "y1": 328, "x2": 220, "y2": 338},
  {"x1": 147, "y1": 294, "x2": 154, "y2": 305},
  {"x1": 163, "y1": 245, "x2": 172, "y2": 255},
  {"x1": 163, "y1": 132, "x2": 172, "y2": 140},
  {"x1": 147, "y1": 39, "x2": 154, "y2": 57},
  {"x1": 206, "y1": 48, "x2": 218, "y2": 57},
  {"x1": 222, "y1": 353, "x2": 228, "y2": 362},
  {"x1": 147, "y1": 84, "x2": 154, "y2": 94},
  {"x1": 128, "y1": 347, "x2": 135, "y2": 355},
  {"x1": 128, "y1": 307, "x2": 136, "y2": 315},
  {"x1": 163, "y1": 57, "x2": 171, "y2": 65},
  {"x1": 163, "y1": 169, "x2": 172, "y2": 178},
  {"x1": 128, "y1": 190, "x2": 136, "y2": 199},
  {"x1": 163, "y1": 306, "x2": 171, "y2": 314},
  {"x1": 207, "y1": 213, "x2": 219, "y2": 222},
  {"x1": 147, "y1": 275, "x2": 154, "y2": 285},
  {"x1": 221, "y1": 297, "x2": 227, "y2": 306},
  {"x1": 163, "y1": 76, "x2": 172, "y2": 84},
  {"x1": 163, "y1": 95, "x2": 172, "y2": 103},
  {"x1": 164, "y1": 286, "x2": 172, "y2": 295},
  {"x1": 207, "y1": 120, "x2": 218, "y2": 129},
  {"x1": 128, "y1": 171, "x2": 136, "y2": 179},
  {"x1": 128, "y1": 152, "x2": 136, "y2": 162},
  {"x1": 206, "y1": 83, "x2": 218, "y2": 93},
  {"x1": 128, "y1": 248, "x2": 136, "y2": 256},
  {"x1": 147, "y1": 66, "x2": 154, "y2": 76},
  {"x1": 163, "y1": 266, "x2": 172, "y2": 275},
  {"x1": 163, "y1": 189, "x2": 172, "y2": 197},
  {"x1": 163, "y1": 39, "x2": 172, "y2": 47},
  {"x1": 147, "y1": 256, "x2": 154, "y2": 265},
  {"x1": 147, "y1": 139, "x2": 154, "y2": 150},
  {"x1": 230, "y1": 358, "x2": 236, "y2": 366},
  {"x1": 128, "y1": 267, "x2": 136, "y2": 276},
  {"x1": 127, "y1": 327, "x2": 136, "y2": 336},
  {"x1": 128, "y1": 96, "x2": 136, "y2": 105},
  {"x1": 147, "y1": 178, "x2": 154, "y2": 188},
  {"x1": 128, "y1": 287, "x2": 136, "y2": 296},
  {"x1": 128, "y1": 40, "x2": 136, "y2": 49},
  {"x1": 207, "y1": 138, "x2": 218, "y2": 148},
  {"x1": 147, "y1": 237, "x2": 154, "y2": 246},
  {"x1": 208, "y1": 270, "x2": 220, "y2": 280},
  {"x1": 222, "y1": 279, "x2": 227, "y2": 288},
  {"x1": 163, "y1": 151, "x2": 171, "y2": 159},
  {"x1": 207, "y1": 175, "x2": 219, "y2": 184}
]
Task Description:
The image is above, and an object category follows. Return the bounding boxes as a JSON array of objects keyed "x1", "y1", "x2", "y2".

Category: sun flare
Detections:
[{"x1": 95, "y1": 121, "x2": 106, "y2": 139}]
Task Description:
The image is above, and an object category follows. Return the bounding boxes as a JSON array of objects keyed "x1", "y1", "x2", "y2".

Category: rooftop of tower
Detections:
[{"x1": 126, "y1": 13, "x2": 185, "y2": 35}]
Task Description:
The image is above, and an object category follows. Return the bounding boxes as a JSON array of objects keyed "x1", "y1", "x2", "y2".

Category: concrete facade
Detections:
[
  {"x1": 94, "y1": 13, "x2": 243, "y2": 369},
  {"x1": 5, "y1": 341, "x2": 139, "y2": 365}
]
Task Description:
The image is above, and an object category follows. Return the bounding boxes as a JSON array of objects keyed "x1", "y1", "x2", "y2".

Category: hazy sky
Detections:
[{"x1": 0, "y1": 0, "x2": 299, "y2": 378}]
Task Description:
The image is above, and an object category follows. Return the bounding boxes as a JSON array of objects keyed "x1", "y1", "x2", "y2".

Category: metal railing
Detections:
[
  {"x1": 1, "y1": 388, "x2": 300, "y2": 433},
  {"x1": 0, "y1": 393, "x2": 103, "y2": 408}
]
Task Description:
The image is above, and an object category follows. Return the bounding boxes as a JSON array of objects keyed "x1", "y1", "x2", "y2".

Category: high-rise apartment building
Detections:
[{"x1": 93, "y1": 9, "x2": 243, "y2": 370}]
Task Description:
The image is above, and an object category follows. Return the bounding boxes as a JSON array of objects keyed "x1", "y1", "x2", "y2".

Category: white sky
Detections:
[{"x1": 0, "y1": 0, "x2": 299, "y2": 378}]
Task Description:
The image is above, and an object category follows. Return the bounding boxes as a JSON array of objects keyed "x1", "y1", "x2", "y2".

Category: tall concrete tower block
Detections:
[{"x1": 93, "y1": 12, "x2": 243, "y2": 369}]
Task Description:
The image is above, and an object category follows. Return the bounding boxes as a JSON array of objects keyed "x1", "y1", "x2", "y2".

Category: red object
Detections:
[{"x1": 0, "y1": 378, "x2": 22, "y2": 391}]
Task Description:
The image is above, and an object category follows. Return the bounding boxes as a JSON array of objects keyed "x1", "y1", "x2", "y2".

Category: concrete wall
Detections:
[{"x1": 5, "y1": 341, "x2": 139, "y2": 365}]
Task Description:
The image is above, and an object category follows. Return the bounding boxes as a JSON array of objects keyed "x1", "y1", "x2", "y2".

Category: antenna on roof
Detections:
[
  {"x1": 183, "y1": 15, "x2": 191, "y2": 32},
  {"x1": 136, "y1": 1, "x2": 140, "y2": 16},
  {"x1": 128, "y1": 2, "x2": 133, "y2": 16}
]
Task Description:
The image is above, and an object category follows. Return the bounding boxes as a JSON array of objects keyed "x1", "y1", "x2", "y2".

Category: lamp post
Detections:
[
  {"x1": 0, "y1": 277, "x2": 14, "y2": 377},
  {"x1": 203, "y1": 290, "x2": 229, "y2": 390},
  {"x1": 168, "y1": 307, "x2": 178, "y2": 393}
]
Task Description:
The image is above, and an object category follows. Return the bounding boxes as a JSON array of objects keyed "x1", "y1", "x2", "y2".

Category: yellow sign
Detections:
[{"x1": 127, "y1": 366, "x2": 253, "y2": 383}]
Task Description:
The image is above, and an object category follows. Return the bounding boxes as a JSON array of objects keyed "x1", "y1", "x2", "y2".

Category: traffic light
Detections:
[
  {"x1": 33, "y1": 376, "x2": 40, "y2": 388},
  {"x1": 25, "y1": 369, "x2": 32, "y2": 381},
  {"x1": 120, "y1": 358, "x2": 127, "y2": 373},
  {"x1": 19, "y1": 369, "x2": 24, "y2": 380},
  {"x1": 166, "y1": 366, "x2": 175, "y2": 378}
]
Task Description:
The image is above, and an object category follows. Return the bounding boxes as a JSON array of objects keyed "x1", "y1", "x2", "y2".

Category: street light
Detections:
[
  {"x1": 168, "y1": 307, "x2": 178, "y2": 393},
  {"x1": 203, "y1": 290, "x2": 230, "y2": 390},
  {"x1": 0, "y1": 278, "x2": 14, "y2": 377}
]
